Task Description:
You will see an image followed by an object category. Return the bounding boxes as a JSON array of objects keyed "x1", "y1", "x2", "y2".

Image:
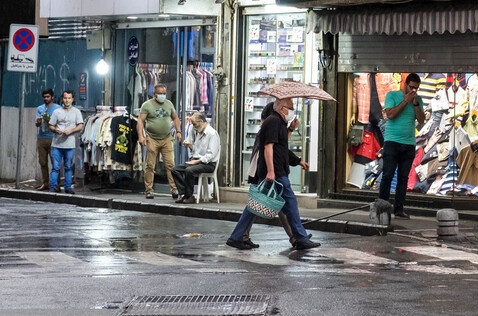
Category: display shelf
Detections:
[{"x1": 242, "y1": 12, "x2": 307, "y2": 190}]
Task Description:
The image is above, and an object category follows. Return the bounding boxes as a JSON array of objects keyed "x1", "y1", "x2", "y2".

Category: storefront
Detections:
[
  {"x1": 39, "y1": 0, "x2": 222, "y2": 189},
  {"x1": 235, "y1": 1, "x2": 322, "y2": 192},
  {"x1": 306, "y1": 1, "x2": 478, "y2": 208}
]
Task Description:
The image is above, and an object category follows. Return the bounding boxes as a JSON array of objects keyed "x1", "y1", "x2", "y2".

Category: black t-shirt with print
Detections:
[{"x1": 110, "y1": 116, "x2": 138, "y2": 164}]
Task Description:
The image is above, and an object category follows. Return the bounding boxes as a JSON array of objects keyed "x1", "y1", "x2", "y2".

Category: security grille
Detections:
[
  {"x1": 120, "y1": 294, "x2": 271, "y2": 316},
  {"x1": 47, "y1": 19, "x2": 102, "y2": 39}
]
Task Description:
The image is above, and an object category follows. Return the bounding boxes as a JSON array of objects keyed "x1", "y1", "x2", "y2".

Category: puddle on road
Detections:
[{"x1": 288, "y1": 251, "x2": 344, "y2": 264}]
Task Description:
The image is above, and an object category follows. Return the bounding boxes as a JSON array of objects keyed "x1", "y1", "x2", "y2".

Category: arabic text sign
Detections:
[
  {"x1": 128, "y1": 36, "x2": 139, "y2": 66},
  {"x1": 7, "y1": 24, "x2": 39, "y2": 73}
]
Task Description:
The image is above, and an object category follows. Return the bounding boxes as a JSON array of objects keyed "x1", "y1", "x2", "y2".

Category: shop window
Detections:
[
  {"x1": 346, "y1": 72, "x2": 478, "y2": 198},
  {"x1": 242, "y1": 12, "x2": 307, "y2": 191}
]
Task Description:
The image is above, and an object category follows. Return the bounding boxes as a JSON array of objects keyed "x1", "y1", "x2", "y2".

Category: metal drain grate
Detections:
[{"x1": 120, "y1": 294, "x2": 270, "y2": 316}]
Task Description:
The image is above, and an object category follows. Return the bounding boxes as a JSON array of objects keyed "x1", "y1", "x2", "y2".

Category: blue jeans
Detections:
[
  {"x1": 50, "y1": 147, "x2": 75, "y2": 190},
  {"x1": 230, "y1": 176, "x2": 309, "y2": 243},
  {"x1": 379, "y1": 141, "x2": 415, "y2": 213}
]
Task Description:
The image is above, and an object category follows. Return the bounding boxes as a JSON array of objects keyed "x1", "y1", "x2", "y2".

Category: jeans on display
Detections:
[
  {"x1": 50, "y1": 147, "x2": 75, "y2": 190},
  {"x1": 379, "y1": 141, "x2": 415, "y2": 213},
  {"x1": 230, "y1": 176, "x2": 309, "y2": 243}
]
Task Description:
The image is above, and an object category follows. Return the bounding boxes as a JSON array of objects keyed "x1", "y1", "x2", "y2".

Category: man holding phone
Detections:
[{"x1": 378, "y1": 73, "x2": 425, "y2": 219}]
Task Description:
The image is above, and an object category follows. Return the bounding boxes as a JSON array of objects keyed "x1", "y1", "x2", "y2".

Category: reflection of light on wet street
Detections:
[
  {"x1": 401, "y1": 246, "x2": 478, "y2": 264},
  {"x1": 182, "y1": 233, "x2": 203, "y2": 238},
  {"x1": 119, "y1": 251, "x2": 203, "y2": 266}
]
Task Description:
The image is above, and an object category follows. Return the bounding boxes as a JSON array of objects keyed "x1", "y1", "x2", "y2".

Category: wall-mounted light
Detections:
[
  {"x1": 96, "y1": 24, "x2": 109, "y2": 75},
  {"x1": 96, "y1": 58, "x2": 109, "y2": 75},
  {"x1": 178, "y1": 0, "x2": 186, "y2": 4},
  {"x1": 318, "y1": 48, "x2": 336, "y2": 70}
]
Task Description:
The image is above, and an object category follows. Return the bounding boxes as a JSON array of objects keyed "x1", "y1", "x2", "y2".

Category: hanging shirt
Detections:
[
  {"x1": 466, "y1": 74, "x2": 478, "y2": 112},
  {"x1": 456, "y1": 145, "x2": 478, "y2": 186},
  {"x1": 110, "y1": 115, "x2": 138, "y2": 165},
  {"x1": 416, "y1": 73, "x2": 446, "y2": 109}
]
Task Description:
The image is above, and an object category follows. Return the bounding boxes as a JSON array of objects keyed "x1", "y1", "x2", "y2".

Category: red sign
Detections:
[{"x1": 13, "y1": 28, "x2": 35, "y2": 52}]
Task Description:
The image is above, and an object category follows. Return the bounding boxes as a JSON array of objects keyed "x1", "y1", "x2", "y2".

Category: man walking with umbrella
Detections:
[{"x1": 227, "y1": 98, "x2": 320, "y2": 250}]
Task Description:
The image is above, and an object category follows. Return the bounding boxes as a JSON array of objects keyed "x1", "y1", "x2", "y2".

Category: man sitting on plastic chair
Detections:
[{"x1": 172, "y1": 112, "x2": 220, "y2": 204}]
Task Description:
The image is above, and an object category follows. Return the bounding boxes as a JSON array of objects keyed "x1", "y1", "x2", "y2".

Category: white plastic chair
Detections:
[{"x1": 196, "y1": 151, "x2": 220, "y2": 203}]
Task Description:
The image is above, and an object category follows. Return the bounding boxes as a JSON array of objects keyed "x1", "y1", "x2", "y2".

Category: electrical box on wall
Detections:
[
  {"x1": 161, "y1": 0, "x2": 220, "y2": 16},
  {"x1": 86, "y1": 28, "x2": 111, "y2": 50}
]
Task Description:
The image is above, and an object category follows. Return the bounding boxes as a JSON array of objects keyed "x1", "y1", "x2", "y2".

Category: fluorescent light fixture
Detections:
[
  {"x1": 96, "y1": 58, "x2": 109, "y2": 75},
  {"x1": 158, "y1": 14, "x2": 170, "y2": 18},
  {"x1": 127, "y1": 16, "x2": 138, "y2": 20}
]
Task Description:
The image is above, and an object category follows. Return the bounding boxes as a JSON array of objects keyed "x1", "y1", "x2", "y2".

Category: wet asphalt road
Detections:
[{"x1": 1, "y1": 197, "x2": 478, "y2": 316}]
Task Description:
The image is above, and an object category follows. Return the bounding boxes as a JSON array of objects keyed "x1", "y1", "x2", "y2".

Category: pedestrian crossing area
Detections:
[{"x1": 5, "y1": 245, "x2": 478, "y2": 276}]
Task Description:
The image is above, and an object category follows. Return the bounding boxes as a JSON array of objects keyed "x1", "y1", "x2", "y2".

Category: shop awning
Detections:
[{"x1": 309, "y1": 2, "x2": 478, "y2": 35}]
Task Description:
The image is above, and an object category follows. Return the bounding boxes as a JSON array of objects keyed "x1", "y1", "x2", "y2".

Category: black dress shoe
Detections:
[
  {"x1": 244, "y1": 239, "x2": 259, "y2": 248},
  {"x1": 226, "y1": 238, "x2": 252, "y2": 250},
  {"x1": 175, "y1": 195, "x2": 187, "y2": 203},
  {"x1": 182, "y1": 196, "x2": 197, "y2": 204},
  {"x1": 50, "y1": 187, "x2": 61, "y2": 193},
  {"x1": 394, "y1": 212, "x2": 410, "y2": 219},
  {"x1": 289, "y1": 233, "x2": 313, "y2": 247},
  {"x1": 295, "y1": 240, "x2": 321, "y2": 250}
]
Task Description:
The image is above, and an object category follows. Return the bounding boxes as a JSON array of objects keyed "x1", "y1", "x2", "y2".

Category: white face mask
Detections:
[
  {"x1": 284, "y1": 108, "x2": 295, "y2": 122},
  {"x1": 156, "y1": 94, "x2": 166, "y2": 103}
]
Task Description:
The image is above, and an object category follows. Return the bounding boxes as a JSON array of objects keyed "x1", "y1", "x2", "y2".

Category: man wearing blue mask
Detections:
[{"x1": 137, "y1": 84, "x2": 182, "y2": 199}]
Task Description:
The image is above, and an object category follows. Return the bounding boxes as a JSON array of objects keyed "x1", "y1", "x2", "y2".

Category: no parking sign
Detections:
[{"x1": 7, "y1": 24, "x2": 39, "y2": 73}]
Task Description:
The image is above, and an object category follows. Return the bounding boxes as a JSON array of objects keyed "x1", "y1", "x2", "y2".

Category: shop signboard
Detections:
[{"x1": 128, "y1": 36, "x2": 139, "y2": 66}]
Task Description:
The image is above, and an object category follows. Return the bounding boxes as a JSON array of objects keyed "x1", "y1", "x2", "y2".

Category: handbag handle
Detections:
[{"x1": 258, "y1": 180, "x2": 284, "y2": 198}]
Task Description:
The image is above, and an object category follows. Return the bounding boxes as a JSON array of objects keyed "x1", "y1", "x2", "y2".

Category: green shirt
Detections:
[
  {"x1": 384, "y1": 90, "x2": 422, "y2": 145},
  {"x1": 139, "y1": 98, "x2": 176, "y2": 140}
]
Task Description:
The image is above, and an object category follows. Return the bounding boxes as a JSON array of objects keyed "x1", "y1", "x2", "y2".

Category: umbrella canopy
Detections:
[{"x1": 258, "y1": 81, "x2": 336, "y2": 101}]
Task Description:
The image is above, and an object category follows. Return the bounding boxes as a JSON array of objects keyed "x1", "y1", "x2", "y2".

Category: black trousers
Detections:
[
  {"x1": 171, "y1": 162, "x2": 215, "y2": 197},
  {"x1": 379, "y1": 141, "x2": 415, "y2": 213}
]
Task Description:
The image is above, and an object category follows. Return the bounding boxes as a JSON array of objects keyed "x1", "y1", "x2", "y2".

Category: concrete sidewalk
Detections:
[{"x1": 1, "y1": 179, "x2": 477, "y2": 247}]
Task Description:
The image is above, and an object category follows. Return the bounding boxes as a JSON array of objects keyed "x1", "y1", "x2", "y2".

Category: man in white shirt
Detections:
[{"x1": 172, "y1": 112, "x2": 220, "y2": 204}]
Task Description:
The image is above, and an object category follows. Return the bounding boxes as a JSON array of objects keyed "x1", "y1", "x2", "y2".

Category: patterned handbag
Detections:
[{"x1": 247, "y1": 180, "x2": 285, "y2": 219}]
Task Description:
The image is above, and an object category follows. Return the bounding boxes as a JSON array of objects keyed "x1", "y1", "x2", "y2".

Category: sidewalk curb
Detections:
[{"x1": 0, "y1": 188, "x2": 391, "y2": 236}]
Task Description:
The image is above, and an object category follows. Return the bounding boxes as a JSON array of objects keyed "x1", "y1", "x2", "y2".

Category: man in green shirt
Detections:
[
  {"x1": 379, "y1": 73, "x2": 425, "y2": 219},
  {"x1": 137, "y1": 84, "x2": 182, "y2": 199}
]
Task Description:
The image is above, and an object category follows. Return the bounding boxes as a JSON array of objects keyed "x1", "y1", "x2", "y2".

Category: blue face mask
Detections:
[{"x1": 156, "y1": 94, "x2": 166, "y2": 103}]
